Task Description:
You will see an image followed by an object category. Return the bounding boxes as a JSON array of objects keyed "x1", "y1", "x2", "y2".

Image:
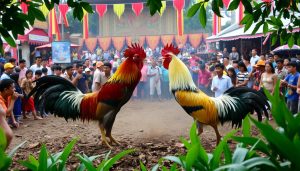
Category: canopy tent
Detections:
[{"x1": 35, "y1": 43, "x2": 80, "y2": 49}]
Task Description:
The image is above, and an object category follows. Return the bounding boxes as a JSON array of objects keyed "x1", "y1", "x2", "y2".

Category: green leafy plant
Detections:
[
  {"x1": 76, "y1": 149, "x2": 134, "y2": 171},
  {"x1": 0, "y1": 128, "x2": 26, "y2": 171},
  {"x1": 19, "y1": 138, "x2": 77, "y2": 171}
]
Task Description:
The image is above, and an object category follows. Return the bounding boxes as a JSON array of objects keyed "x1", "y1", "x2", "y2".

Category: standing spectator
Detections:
[
  {"x1": 190, "y1": 61, "x2": 200, "y2": 85},
  {"x1": 10, "y1": 73, "x2": 23, "y2": 124},
  {"x1": 85, "y1": 68, "x2": 93, "y2": 92},
  {"x1": 267, "y1": 54, "x2": 276, "y2": 68},
  {"x1": 229, "y1": 47, "x2": 239, "y2": 61},
  {"x1": 284, "y1": 58, "x2": 290, "y2": 67},
  {"x1": 18, "y1": 59, "x2": 27, "y2": 82},
  {"x1": 83, "y1": 59, "x2": 91, "y2": 69},
  {"x1": 73, "y1": 63, "x2": 89, "y2": 93},
  {"x1": 137, "y1": 59, "x2": 148, "y2": 99},
  {"x1": 21, "y1": 70, "x2": 42, "y2": 120},
  {"x1": 250, "y1": 49, "x2": 260, "y2": 66},
  {"x1": 260, "y1": 62, "x2": 277, "y2": 94},
  {"x1": 0, "y1": 58, "x2": 6, "y2": 75},
  {"x1": 252, "y1": 60, "x2": 265, "y2": 91},
  {"x1": 198, "y1": 64, "x2": 212, "y2": 94},
  {"x1": 232, "y1": 60, "x2": 239, "y2": 74},
  {"x1": 275, "y1": 59, "x2": 288, "y2": 80},
  {"x1": 260, "y1": 54, "x2": 266, "y2": 61},
  {"x1": 41, "y1": 68, "x2": 48, "y2": 77},
  {"x1": 34, "y1": 70, "x2": 42, "y2": 80},
  {"x1": 159, "y1": 59, "x2": 171, "y2": 99},
  {"x1": 1, "y1": 63, "x2": 15, "y2": 80},
  {"x1": 223, "y1": 57, "x2": 232, "y2": 70},
  {"x1": 222, "y1": 48, "x2": 229, "y2": 58},
  {"x1": 147, "y1": 60, "x2": 162, "y2": 101},
  {"x1": 281, "y1": 62, "x2": 299, "y2": 114},
  {"x1": 91, "y1": 62, "x2": 103, "y2": 92},
  {"x1": 0, "y1": 79, "x2": 19, "y2": 149},
  {"x1": 42, "y1": 58, "x2": 52, "y2": 75},
  {"x1": 53, "y1": 65, "x2": 62, "y2": 77},
  {"x1": 8, "y1": 58, "x2": 16, "y2": 67},
  {"x1": 236, "y1": 62, "x2": 249, "y2": 87},
  {"x1": 227, "y1": 67, "x2": 237, "y2": 87},
  {"x1": 29, "y1": 56, "x2": 42, "y2": 74},
  {"x1": 211, "y1": 64, "x2": 233, "y2": 97}
]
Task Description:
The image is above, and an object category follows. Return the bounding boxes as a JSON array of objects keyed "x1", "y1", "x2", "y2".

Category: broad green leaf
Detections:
[
  {"x1": 242, "y1": 157, "x2": 275, "y2": 169},
  {"x1": 38, "y1": 145, "x2": 48, "y2": 171},
  {"x1": 244, "y1": 16, "x2": 253, "y2": 32},
  {"x1": 28, "y1": 6, "x2": 46, "y2": 21},
  {"x1": 76, "y1": 154, "x2": 97, "y2": 171},
  {"x1": 223, "y1": 143, "x2": 232, "y2": 165},
  {"x1": 80, "y1": 2, "x2": 93, "y2": 13},
  {"x1": 0, "y1": 27, "x2": 16, "y2": 47},
  {"x1": 0, "y1": 39, "x2": 3, "y2": 55},
  {"x1": 212, "y1": 0, "x2": 222, "y2": 17},
  {"x1": 242, "y1": 115, "x2": 251, "y2": 137},
  {"x1": 250, "y1": 117, "x2": 300, "y2": 169},
  {"x1": 215, "y1": 163, "x2": 248, "y2": 171},
  {"x1": 0, "y1": 128, "x2": 7, "y2": 151},
  {"x1": 151, "y1": 164, "x2": 159, "y2": 171},
  {"x1": 210, "y1": 130, "x2": 237, "y2": 169},
  {"x1": 179, "y1": 137, "x2": 191, "y2": 149},
  {"x1": 297, "y1": 35, "x2": 300, "y2": 46},
  {"x1": 19, "y1": 160, "x2": 38, "y2": 171},
  {"x1": 232, "y1": 136, "x2": 270, "y2": 155},
  {"x1": 232, "y1": 147, "x2": 248, "y2": 163},
  {"x1": 58, "y1": 138, "x2": 77, "y2": 171},
  {"x1": 241, "y1": 0, "x2": 253, "y2": 14},
  {"x1": 140, "y1": 161, "x2": 148, "y2": 171},
  {"x1": 263, "y1": 22, "x2": 269, "y2": 35},
  {"x1": 288, "y1": 36, "x2": 294, "y2": 48},
  {"x1": 199, "y1": 4, "x2": 207, "y2": 27},
  {"x1": 101, "y1": 149, "x2": 134, "y2": 170},
  {"x1": 228, "y1": 0, "x2": 240, "y2": 10},
  {"x1": 271, "y1": 32, "x2": 278, "y2": 46},
  {"x1": 187, "y1": 3, "x2": 200, "y2": 18},
  {"x1": 146, "y1": 0, "x2": 162, "y2": 16},
  {"x1": 163, "y1": 156, "x2": 183, "y2": 166},
  {"x1": 0, "y1": 150, "x2": 12, "y2": 171},
  {"x1": 190, "y1": 122, "x2": 199, "y2": 145},
  {"x1": 185, "y1": 144, "x2": 199, "y2": 171}
]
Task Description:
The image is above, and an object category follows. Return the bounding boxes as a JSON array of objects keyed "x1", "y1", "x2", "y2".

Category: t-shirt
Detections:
[
  {"x1": 0, "y1": 73, "x2": 10, "y2": 80},
  {"x1": 284, "y1": 72, "x2": 300, "y2": 101},
  {"x1": 30, "y1": 64, "x2": 43, "y2": 74},
  {"x1": 250, "y1": 55, "x2": 260, "y2": 66},
  {"x1": 237, "y1": 72, "x2": 249, "y2": 84},
  {"x1": 160, "y1": 66, "x2": 169, "y2": 82},
  {"x1": 73, "y1": 73, "x2": 88, "y2": 93},
  {"x1": 147, "y1": 66, "x2": 161, "y2": 81},
  {"x1": 92, "y1": 69, "x2": 102, "y2": 92},
  {"x1": 198, "y1": 69, "x2": 211, "y2": 86}
]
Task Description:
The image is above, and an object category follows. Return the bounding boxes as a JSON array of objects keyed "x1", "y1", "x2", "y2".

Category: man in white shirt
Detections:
[
  {"x1": 42, "y1": 58, "x2": 52, "y2": 75},
  {"x1": 147, "y1": 60, "x2": 162, "y2": 100},
  {"x1": 92, "y1": 61, "x2": 103, "y2": 92},
  {"x1": 211, "y1": 64, "x2": 233, "y2": 97},
  {"x1": 223, "y1": 57, "x2": 232, "y2": 70},
  {"x1": 29, "y1": 56, "x2": 43, "y2": 74},
  {"x1": 250, "y1": 49, "x2": 260, "y2": 66}
]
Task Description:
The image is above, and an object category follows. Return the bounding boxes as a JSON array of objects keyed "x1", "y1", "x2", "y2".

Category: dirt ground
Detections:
[{"x1": 9, "y1": 99, "x2": 245, "y2": 170}]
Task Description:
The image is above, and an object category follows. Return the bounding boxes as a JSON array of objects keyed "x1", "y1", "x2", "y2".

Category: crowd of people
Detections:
[{"x1": 0, "y1": 45, "x2": 299, "y2": 149}]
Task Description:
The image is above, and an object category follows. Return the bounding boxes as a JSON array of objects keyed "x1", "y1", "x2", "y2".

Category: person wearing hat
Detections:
[
  {"x1": 85, "y1": 67, "x2": 93, "y2": 91},
  {"x1": 251, "y1": 60, "x2": 265, "y2": 90},
  {"x1": 1, "y1": 63, "x2": 15, "y2": 80},
  {"x1": 29, "y1": 56, "x2": 42, "y2": 74},
  {"x1": 91, "y1": 61, "x2": 104, "y2": 92}
]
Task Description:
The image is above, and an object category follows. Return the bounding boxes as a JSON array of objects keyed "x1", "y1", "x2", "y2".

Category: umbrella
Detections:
[
  {"x1": 272, "y1": 44, "x2": 300, "y2": 56},
  {"x1": 35, "y1": 43, "x2": 80, "y2": 49}
]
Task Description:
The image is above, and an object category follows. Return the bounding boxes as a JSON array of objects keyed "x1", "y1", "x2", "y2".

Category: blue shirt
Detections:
[
  {"x1": 211, "y1": 75, "x2": 233, "y2": 97},
  {"x1": 285, "y1": 72, "x2": 299, "y2": 101},
  {"x1": 160, "y1": 66, "x2": 169, "y2": 82},
  {"x1": 73, "y1": 73, "x2": 88, "y2": 93}
]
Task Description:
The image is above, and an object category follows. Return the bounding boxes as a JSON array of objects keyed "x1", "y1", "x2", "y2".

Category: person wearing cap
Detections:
[
  {"x1": 251, "y1": 60, "x2": 265, "y2": 91},
  {"x1": 29, "y1": 56, "x2": 42, "y2": 74},
  {"x1": 85, "y1": 67, "x2": 93, "y2": 91},
  {"x1": 281, "y1": 61, "x2": 299, "y2": 114},
  {"x1": 1, "y1": 63, "x2": 15, "y2": 80},
  {"x1": 91, "y1": 61, "x2": 104, "y2": 92},
  {"x1": 8, "y1": 58, "x2": 16, "y2": 67}
]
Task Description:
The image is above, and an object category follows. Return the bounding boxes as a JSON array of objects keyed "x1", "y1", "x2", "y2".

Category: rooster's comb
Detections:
[
  {"x1": 161, "y1": 44, "x2": 180, "y2": 57},
  {"x1": 124, "y1": 43, "x2": 146, "y2": 60}
]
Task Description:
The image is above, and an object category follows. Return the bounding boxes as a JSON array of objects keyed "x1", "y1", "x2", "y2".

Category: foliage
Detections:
[
  {"x1": 148, "y1": 0, "x2": 300, "y2": 48},
  {"x1": 0, "y1": 128, "x2": 26, "y2": 171},
  {"x1": 0, "y1": 0, "x2": 93, "y2": 54}
]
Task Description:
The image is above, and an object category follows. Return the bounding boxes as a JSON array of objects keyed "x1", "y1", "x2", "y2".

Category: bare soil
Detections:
[{"x1": 8, "y1": 99, "x2": 258, "y2": 170}]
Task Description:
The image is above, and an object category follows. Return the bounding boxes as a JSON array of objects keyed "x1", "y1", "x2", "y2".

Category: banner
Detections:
[
  {"x1": 98, "y1": 37, "x2": 111, "y2": 51},
  {"x1": 146, "y1": 36, "x2": 160, "y2": 50},
  {"x1": 161, "y1": 35, "x2": 174, "y2": 46},
  {"x1": 112, "y1": 37, "x2": 125, "y2": 51},
  {"x1": 52, "y1": 41, "x2": 71, "y2": 63},
  {"x1": 175, "y1": 35, "x2": 188, "y2": 48},
  {"x1": 58, "y1": 4, "x2": 69, "y2": 27},
  {"x1": 188, "y1": 34, "x2": 202, "y2": 48},
  {"x1": 85, "y1": 38, "x2": 97, "y2": 52}
]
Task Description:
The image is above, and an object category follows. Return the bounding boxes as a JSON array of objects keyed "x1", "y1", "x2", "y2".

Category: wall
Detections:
[{"x1": 21, "y1": 43, "x2": 30, "y2": 67}]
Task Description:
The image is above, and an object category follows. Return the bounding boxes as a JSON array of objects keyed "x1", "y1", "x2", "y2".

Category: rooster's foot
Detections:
[
  {"x1": 101, "y1": 139, "x2": 113, "y2": 149},
  {"x1": 109, "y1": 136, "x2": 120, "y2": 145}
]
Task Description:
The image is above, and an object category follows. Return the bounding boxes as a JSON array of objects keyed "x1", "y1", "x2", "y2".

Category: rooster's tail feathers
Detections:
[
  {"x1": 29, "y1": 76, "x2": 83, "y2": 120},
  {"x1": 214, "y1": 87, "x2": 269, "y2": 127}
]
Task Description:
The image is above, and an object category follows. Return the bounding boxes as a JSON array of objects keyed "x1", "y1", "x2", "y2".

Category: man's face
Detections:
[
  {"x1": 5, "y1": 83, "x2": 15, "y2": 96},
  {"x1": 287, "y1": 66, "x2": 296, "y2": 73},
  {"x1": 19, "y1": 62, "x2": 25, "y2": 68},
  {"x1": 223, "y1": 58, "x2": 229, "y2": 65},
  {"x1": 277, "y1": 62, "x2": 283, "y2": 69},
  {"x1": 233, "y1": 63, "x2": 238, "y2": 68},
  {"x1": 232, "y1": 47, "x2": 236, "y2": 52},
  {"x1": 251, "y1": 50, "x2": 257, "y2": 56},
  {"x1": 224, "y1": 48, "x2": 227, "y2": 52},
  {"x1": 103, "y1": 66, "x2": 111, "y2": 75},
  {"x1": 85, "y1": 60, "x2": 90, "y2": 66},
  {"x1": 54, "y1": 70, "x2": 62, "y2": 76},
  {"x1": 268, "y1": 57, "x2": 274, "y2": 63},
  {"x1": 10, "y1": 62, "x2": 16, "y2": 66},
  {"x1": 36, "y1": 58, "x2": 42, "y2": 65},
  {"x1": 67, "y1": 68, "x2": 73, "y2": 76},
  {"x1": 6, "y1": 68, "x2": 14, "y2": 74},
  {"x1": 215, "y1": 67, "x2": 223, "y2": 76},
  {"x1": 77, "y1": 66, "x2": 83, "y2": 74},
  {"x1": 42, "y1": 60, "x2": 48, "y2": 66}
]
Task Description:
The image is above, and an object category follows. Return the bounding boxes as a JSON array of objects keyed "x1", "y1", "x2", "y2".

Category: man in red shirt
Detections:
[
  {"x1": 198, "y1": 64, "x2": 212, "y2": 96},
  {"x1": 0, "y1": 79, "x2": 19, "y2": 149}
]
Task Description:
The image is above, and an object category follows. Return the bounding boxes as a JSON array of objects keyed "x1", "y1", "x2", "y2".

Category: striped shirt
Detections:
[{"x1": 237, "y1": 72, "x2": 249, "y2": 84}]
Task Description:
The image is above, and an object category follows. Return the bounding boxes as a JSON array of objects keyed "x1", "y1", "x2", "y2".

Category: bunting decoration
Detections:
[
  {"x1": 112, "y1": 37, "x2": 125, "y2": 51},
  {"x1": 173, "y1": 0, "x2": 185, "y2": 36},
  {"x1": 175, "y1": 35, "x2": 188, "y2": 48},
  {"x1": 40, "y1": 3, "x2": 49, "y2": 17},
  {"x1": 98, "y1": 37, "x2": 111, "y2": 51},
  {"x1": 85, "y1": 38, "x2": 97, "y2": 52},
  {"x1": 96, "y1": 4, "x2": 107, "y2": 17},
  {"x1": 20, "y1": 1, "x2": 28, "y2": 13},
  {"x1": 132, "y1": 3, "x2": 143, "y2": 16},
  {"x1": 126, "y1": 36, "x2": 133, "y2": 46},
  {"x1": 83, "y1": 10, "x2": 89, "y2": 39},
  {"x1": 58, "y1": 4, "x2": 69, "y2": 27},
  {"x1": 139, "y1": 36, "x2": 145, "y2": 46},
  {"x1": 161, "y1": 35, "x2": 174, "y2": 46},
  {"x1": 223, "y1": 0, "x2": 231, "y2": 8},
  {"x1": 159, "y1": 1, "x2": 166, "y2": 16},
  {"x1": 188, "y1": 34, "x2": 202, "y2": 48},
  {"x1": 113, "y1": 4, "x2": 125, "y2": 19},
  {"x1": 146, "y1": 36, "x2": 160, "y2": 50}
]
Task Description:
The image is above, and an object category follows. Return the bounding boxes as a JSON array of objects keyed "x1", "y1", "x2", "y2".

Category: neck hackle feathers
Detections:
[{"x1": 108, "y1": 43, "x2": 145, "y2": 84}]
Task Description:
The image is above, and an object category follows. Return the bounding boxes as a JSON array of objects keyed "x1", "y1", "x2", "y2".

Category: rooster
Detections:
[
  {"x1": 28, "y1": 44, "x2": 146, "y2": 148},
  {"x1": 161, "y1": 44, "x2": 269, "y2": 144}
]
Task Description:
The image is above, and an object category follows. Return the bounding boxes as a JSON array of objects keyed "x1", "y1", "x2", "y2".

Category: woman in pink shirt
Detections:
[
  {"x1": 137, "y1": 60, "x2": 148, "y2": 99},
  {"x1": 198, "y1": 64, "x2": 212, "y2": 95}
]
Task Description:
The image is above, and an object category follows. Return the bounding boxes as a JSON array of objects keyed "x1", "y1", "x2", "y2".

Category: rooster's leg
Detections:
[
  {"x1": 196, "y1": 121, "x2": 203, "y2": 136},
  {"x1": 108, "y1": 135, "x2": 120, "y2": 145},
  {"x1": 99, "y1": 123, "x2": 112, "y2": 149},
  {"x1": 212, "y1": 124, "x2": 221, "y2": 144}
]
